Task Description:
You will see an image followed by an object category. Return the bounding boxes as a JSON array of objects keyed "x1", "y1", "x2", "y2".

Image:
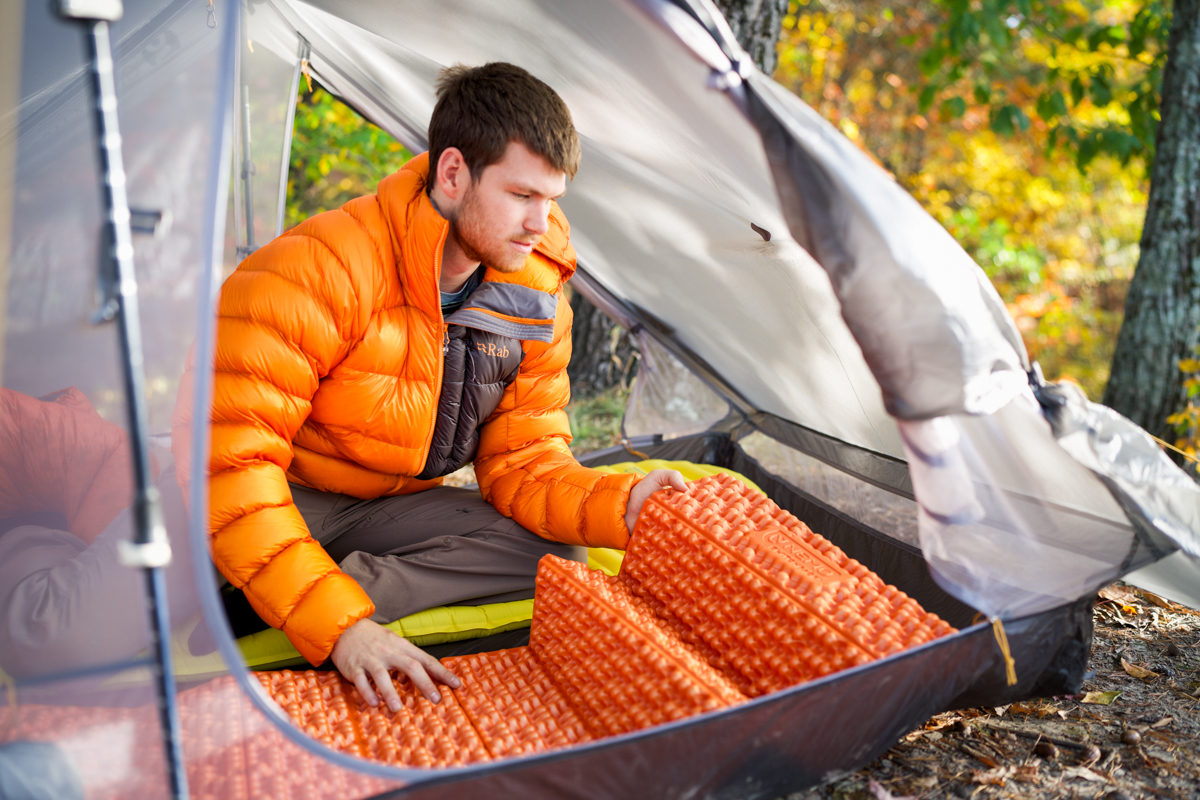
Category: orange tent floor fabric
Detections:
[
  {"x1": 254, "y1": 475, "x2": 956, "y2": 768},
  {"x1": 2, "y1": 676, "x2": 394, "y2": 800}
]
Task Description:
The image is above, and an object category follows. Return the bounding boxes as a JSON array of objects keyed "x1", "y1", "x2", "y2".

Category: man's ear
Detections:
[{"x1": 435, "y1": 147, "x2": 472, "y2": 202}]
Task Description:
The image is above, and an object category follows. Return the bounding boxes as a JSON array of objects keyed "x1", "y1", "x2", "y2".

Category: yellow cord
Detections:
[
  {"x1": 300, "y1": 58, "x2": 313, "y2": 93},
  {"x1": 621, "y1": 438, "x2": 650, "y2": 460},
  {"x1": 1150, "y1": 433, "x2": 1199, "y2": 464},
  {"x1": 991, "y1": 617, "x2": 1018, "y2": 686}
]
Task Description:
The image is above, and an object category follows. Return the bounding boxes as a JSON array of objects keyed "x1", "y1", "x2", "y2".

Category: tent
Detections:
[{"x1": 1, "y1": 0, "x2": 1197, "y2": 796}]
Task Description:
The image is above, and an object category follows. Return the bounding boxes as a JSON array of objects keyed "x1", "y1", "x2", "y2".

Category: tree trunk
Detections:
[
  {"x1": 1103, "y1": 0, "x2": 1200, "y2": 441},
  {"x1": 567, "y1": 289, "x2": 640, "y2": 398},
  {"x1": 712, "y1": 0, "x2": 789, "y2": 74}
]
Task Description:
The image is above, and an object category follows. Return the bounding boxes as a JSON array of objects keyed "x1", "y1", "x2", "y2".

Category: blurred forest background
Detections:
[{"x1": 284, "y1": 0, "x2": 1199, "y2": 460}]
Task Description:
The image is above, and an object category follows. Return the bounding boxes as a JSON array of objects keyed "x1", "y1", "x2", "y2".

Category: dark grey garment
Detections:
[
  {"x1": 439, "y1": 267, "x2": 484, "y2": 316},
  {"x1": 291, "y1": 484, "x2": 585, "y2": 625},
  {"x1": 0, "y1": 468, "x2": 197, "y2": 680},
  {"x1": 416, "y1": 324, "x2": 522, "y2": 480}
]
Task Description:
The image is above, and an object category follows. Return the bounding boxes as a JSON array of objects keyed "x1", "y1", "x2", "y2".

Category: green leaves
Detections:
[
  {"x1": 940, "y1": 96, "x2": 967, "y2": 120},
  {"x1": 991, "y1": 104, "x2": 1030, "y2": 136},
  {"x1": 918, "y1": 0, "x2": 1169, "y2": 174},
  {"x1": 1036, "y1": 90, "x2": 1068, "y2": 123},
  {"x1": 919, "y1": 84, "x2": 938, "y2": 113},
  {"x1": 286, "y1": 84, "x2": 413, "y2": 231}
]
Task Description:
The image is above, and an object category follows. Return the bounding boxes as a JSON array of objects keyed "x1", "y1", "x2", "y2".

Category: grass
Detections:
[{"x1": 565, "y1": 385, "x2": 629, "y2": 456}]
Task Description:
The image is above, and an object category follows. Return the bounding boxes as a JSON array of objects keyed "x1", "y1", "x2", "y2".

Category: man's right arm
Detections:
[{"x1": 208, "y1": 225, "x2": 375, "y2": 666}]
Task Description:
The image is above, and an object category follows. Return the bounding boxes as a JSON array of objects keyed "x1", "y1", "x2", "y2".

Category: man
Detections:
[{"x1": 204, "y1": 63, "x2": 685, "y2": 712}]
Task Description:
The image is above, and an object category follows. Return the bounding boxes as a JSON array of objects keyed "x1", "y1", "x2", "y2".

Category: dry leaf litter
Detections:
[{"x1": 783, "y1": 583, "x2": 1200, "y2": 800}]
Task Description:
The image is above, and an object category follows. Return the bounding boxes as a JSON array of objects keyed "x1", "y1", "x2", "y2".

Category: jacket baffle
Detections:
[{"x1": 207, "y1": 153, "x2": 641, "y2": 665}]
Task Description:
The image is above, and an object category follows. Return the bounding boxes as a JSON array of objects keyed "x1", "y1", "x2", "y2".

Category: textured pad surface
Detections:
[
  {"x1": 256, "y1": 669, "x2": 488, "y2": 767},
  {"x1": 530, "y1": 557, "x2": 746, "y2": 736},
  {"x1": 443, "y1": 646, "x2": 597, "y2": 758},
  {"x1": 621, "y1": 473, "x2": 956, "y2": 696}
]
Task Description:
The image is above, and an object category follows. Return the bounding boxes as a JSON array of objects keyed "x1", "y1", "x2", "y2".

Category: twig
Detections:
[{"x1": 975, "y1": 719, "x2": 1092, "y2": 750}]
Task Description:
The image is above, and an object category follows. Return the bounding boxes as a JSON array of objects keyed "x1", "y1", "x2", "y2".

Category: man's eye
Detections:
[{"x1": 513, "y1": 193, "x2": 530, "y2": 200}]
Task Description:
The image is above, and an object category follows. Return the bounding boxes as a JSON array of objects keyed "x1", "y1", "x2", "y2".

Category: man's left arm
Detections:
[{"x1": 474, "y1": 292, "x2": 684, "y2": 549}]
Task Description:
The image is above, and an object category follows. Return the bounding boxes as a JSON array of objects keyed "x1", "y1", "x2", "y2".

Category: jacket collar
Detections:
[{"x1": 377, "y1": 152, "x2": 574, "y2": 343}]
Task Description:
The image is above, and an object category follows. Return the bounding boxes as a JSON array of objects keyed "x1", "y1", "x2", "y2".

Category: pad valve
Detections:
[{"x1": 257, "y1": 474, "x2": 956, "y2": 766}]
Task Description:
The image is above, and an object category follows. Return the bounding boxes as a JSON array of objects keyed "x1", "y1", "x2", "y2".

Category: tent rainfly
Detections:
[{"x1": 1, "y1": 0, "x2": 1198, "y2": 797}]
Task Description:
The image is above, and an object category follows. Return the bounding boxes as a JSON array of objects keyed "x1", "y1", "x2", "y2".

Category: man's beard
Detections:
[{"x1": 448, "y1": 185, "x2": 535, "y2": 274}]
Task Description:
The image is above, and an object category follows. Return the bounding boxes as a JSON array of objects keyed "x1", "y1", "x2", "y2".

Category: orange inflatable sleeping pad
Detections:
[{"x1": 620, "y1": 473, "x2": 956, "y2": 696}]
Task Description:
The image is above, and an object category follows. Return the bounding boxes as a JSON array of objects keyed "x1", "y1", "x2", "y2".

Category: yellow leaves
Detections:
[
  {"x1": 1121, "y1": 659, "x2": 1159, "y2": 681},
  {"x1": 1081, "y1": 690, "x2": 1122, "y2": 705}
]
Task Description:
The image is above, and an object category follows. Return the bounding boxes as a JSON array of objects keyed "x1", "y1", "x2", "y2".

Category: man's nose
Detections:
[{"x1": 524, "y1": 201, "x2": 552, "y2": 236}]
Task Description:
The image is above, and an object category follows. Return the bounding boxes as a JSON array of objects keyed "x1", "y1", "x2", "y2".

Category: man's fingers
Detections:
[
  {"x1": 370, "y1": 665, "x2": 403, "y2": 712},
  {"x1": 420, "y1": 651, "x2": 462, "y2": 689},
  {"x1": 351, "y1": 668, "x2": 379, "y2": 708},
  {"x1": 664, "y1": 470, "x2": 688, "y2": 492},
  {"x1": 396, "y1": 656, "x2": 441, "y2": 704}
]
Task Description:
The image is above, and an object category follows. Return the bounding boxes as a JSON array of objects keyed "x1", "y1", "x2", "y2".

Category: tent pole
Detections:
[
  {"x1": 58, "y1": 1, "x2": 188, "y2": 797},
  {"x1": 240, "y1": 82, "x2": 256, "y2": 256},
  {"x1": 275, "y1": 39, "x2": 308, "y2": 237}
]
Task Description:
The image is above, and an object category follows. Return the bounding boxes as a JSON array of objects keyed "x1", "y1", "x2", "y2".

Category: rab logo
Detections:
[{"x1": 476, "y1": 342, "x2": 511, "y2": 358}]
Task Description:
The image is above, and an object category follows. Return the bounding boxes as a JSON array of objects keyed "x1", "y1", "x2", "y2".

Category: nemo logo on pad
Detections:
[{"x1": 755, "y1": 526, "x2": 853, "y2": 586}]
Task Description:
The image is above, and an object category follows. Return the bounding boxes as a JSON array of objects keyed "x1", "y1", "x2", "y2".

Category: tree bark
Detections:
[
  {"x1": 567, "y1": 289, "x2": 640, "y2": 398},
  {"x1": 712, "y1": 0, "x2": 790, "y2": 74},
  {"x1": 1103, "y1": 0, "x2": 1200, "y2": 440}
]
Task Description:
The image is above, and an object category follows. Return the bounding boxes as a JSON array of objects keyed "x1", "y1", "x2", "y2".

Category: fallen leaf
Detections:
[
  {"x1": 1121, "y1": 659, "x2": 1159, "y2": 680},
  {"x1": 1099, "y1": 585, "x2": 1138, "y2": 604},
  {"x1": 1135, "y1": 588, "x2": 1173, "y2": 609},
  {"x1": 867, "y1": 779, "x2": 915, "y2": 800},
  {"x1": 993, "y1": 704, "x2": 1011, "y2": 716},
  {"x1": 1081, "y1": 691, "x2": 1122, "y2": 705},
  {"x1": 909, "y1": 777, "x2": 938, "y2": 790},
  {"x1": 1120, "y1": 604, "x2": 1140, "y2": 615},
  {"x1": 1012, "y1": 764, "x2": 1040, "y2": 783},
  {"x1": 971, "y1": 766, "x2": 1013, "y2": 785},
  {"x1": 1151, "y1": 716, "x2": 1174, "y2": 729},
  {"x1": 1061, "y1": 766, "x2": 1107, "y2": 783}
]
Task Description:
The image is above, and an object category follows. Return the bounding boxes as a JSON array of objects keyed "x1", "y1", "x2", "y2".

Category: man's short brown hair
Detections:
[{"x1": 428, "y1": 62, "x2": 581, "y2": 184}]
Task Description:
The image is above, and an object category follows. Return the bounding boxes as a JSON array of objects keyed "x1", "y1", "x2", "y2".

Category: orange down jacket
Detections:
[{"x1": 206, "y1": 153, "x2": 640, "y2": 665}]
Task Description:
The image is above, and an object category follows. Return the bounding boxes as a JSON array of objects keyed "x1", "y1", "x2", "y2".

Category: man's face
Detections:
[{"x1": 449, "y1": 140, "x2": 568, "y2": 273}]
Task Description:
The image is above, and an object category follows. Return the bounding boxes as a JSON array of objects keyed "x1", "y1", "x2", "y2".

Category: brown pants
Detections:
[{"x1": 290, "y1": 484, "x2": 585, "y2": 624}]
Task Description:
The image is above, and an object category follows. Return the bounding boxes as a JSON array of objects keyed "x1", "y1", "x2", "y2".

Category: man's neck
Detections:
[{"x1": 429, "y1": 187, "x2": 480, "y2": 294}]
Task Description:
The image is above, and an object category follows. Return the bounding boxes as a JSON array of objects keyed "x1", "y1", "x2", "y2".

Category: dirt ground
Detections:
[{"x1": 787, "y1": 583, "x2": 1200, "y2": 800}]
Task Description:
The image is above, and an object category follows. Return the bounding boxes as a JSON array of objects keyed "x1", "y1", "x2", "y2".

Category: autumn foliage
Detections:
[{"x1": 774, "y1": 0, "x2": 1155, "y2": 401}]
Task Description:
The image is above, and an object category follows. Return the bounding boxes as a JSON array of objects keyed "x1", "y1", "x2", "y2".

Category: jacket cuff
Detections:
[
  {"x1": 282, "y1": 572, "x2": 376, "y2": 665},
  {"x1": 583, "y1": 473, "x2": 642, "y2": 550}
]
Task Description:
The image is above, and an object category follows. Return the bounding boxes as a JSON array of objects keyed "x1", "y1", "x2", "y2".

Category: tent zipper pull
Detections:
[{"x1": 991, "y1": 617, "x2": 1018, "y2": 686}]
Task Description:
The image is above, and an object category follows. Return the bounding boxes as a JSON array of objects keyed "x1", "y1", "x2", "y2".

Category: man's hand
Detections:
[
  {"x1": 624, "y1": 468, "x2": 688, "y2": 536},
  {"x1": 330, "y1": 618, "x2": 461, "y2": 711}
]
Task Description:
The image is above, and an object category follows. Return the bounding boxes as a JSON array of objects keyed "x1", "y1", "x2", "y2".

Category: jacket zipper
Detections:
[{"x1": 418, "y1": 220, "x2": 451, "y2": 470}]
